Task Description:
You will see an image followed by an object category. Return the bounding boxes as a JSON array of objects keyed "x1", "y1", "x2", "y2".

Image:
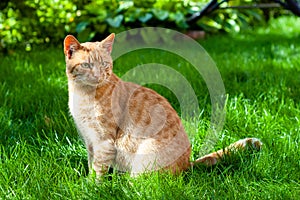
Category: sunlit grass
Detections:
[{"x1": 0, "y1": 16, "x2": 300, "y2": 199}]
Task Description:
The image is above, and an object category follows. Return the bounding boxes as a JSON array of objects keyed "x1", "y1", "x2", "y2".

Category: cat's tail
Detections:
[{"x1": 191, "y1": 138, "x2": 263, "y2": 166}]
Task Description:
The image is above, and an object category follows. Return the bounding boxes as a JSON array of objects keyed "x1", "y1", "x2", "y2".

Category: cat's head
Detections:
[{"x1": 63, "y1": 34, "x2": 115, "y2": 86}]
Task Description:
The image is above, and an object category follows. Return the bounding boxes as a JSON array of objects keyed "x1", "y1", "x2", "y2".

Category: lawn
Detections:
[{"x1": 0, "y1": 16, "x2": 300, "y2": 199}]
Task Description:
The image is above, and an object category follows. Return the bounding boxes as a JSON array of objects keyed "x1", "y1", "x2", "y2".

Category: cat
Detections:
[{"x1": 63, "y1": 33, "x2": 262, "y2": 176}]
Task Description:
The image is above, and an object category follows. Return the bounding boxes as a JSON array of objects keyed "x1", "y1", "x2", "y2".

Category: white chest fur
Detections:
[
  {"x1": 69, "y1": 85, "x2": 94, "y2": 116},
  {"x1": 68, "y1": 84, "x2": 102, "y2": 142}
]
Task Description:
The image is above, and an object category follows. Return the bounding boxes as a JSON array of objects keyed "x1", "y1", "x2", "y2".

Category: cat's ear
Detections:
[
  {"x1": 64, "y1": 35, "x2": 81, "y2": 59},
  {"x1": 101, "y1": 33, "x2": 115, "y2": 54}
]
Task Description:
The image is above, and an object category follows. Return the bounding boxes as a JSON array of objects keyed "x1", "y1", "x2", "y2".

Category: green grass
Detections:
[{"x1": 1, "y1": 16, "x2": 300, "y2": 199}]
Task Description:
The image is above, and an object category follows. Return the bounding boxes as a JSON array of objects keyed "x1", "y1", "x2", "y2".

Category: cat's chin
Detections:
[{"x1": 73, "y1": 79, "x2": 99, "y2": 88}]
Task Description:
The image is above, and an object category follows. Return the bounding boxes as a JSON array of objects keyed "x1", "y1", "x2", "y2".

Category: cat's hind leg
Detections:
[{"x1": 192, "y1": 138, "x2": 262, "y2": 166}]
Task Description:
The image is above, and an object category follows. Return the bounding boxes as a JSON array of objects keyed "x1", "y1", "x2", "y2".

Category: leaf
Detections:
[
  {"x1": 202, "y1": 17, "x2": 222, "y2": 30},
  {"x1": 245, "y1": 10, "x2": 262, "y2": 21},
  {"x1": 224, "y1": 19, "x2": 240, "y2": 33},
  {"x1": 138, "y1": 13, "x2": 153, "y2": 23},
  {"x1": 84, "y1": 2, "x2": 106, "y2": 16},
  {"x1": 169, "y1": 12, "x2": 188, "y2": 29},
  {"x1": 152, "y1": 8, "x2": 168, "y2": 21},
  {"x1": 227, "y1": 19, "x2": 240, "y2": 32},
  {"x1": 124, "y1": 8, "x2": 141, "y2": 23},
  {"x1": 106, "y1": 15, "x2": 124, "y2": 28},
  {"x1": 117, "y1": 1, "x2": 134, "y2": 12},
  {"x1": 76, "y1": 21, "x2": 90, "y2": 34}
]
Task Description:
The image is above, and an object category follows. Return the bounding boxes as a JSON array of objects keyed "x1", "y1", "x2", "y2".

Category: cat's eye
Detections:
[
  {"x1": 81, "y1": 63, "x2": 91, "y2": 69},
  {"x1": 102, "y1": 61, "x2": 109, "y2": 68},
  {"x1": 99, "y1": 57, "x2": 110, "y2": 68}
]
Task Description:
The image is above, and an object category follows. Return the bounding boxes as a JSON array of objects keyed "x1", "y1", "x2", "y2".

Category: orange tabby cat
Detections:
[{"x1": 64, "y1": 34, "x2": 262, "y2": 176}]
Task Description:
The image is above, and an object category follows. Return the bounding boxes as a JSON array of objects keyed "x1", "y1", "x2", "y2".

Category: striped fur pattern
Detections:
[{"x1": 63, "y1": 34, "x2": 262, "y2": 176}]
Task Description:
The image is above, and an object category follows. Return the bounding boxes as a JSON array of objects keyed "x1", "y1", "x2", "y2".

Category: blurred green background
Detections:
[{"x1": 0, "y1": 0, "x2": 292, "y2": 52}]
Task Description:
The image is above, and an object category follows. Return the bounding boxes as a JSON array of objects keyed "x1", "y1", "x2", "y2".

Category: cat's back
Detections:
[{"x1": 109, "y1": 79, "x2": 180, "y2": 128}]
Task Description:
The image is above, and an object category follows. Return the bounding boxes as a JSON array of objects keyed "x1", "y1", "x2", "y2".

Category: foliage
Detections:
[
  {"x1": 0, "y1": 0, "x2": 80, "y2": 51},
  {"x1": 0, "y1": 0, "x2": 293, "y2": 51}
]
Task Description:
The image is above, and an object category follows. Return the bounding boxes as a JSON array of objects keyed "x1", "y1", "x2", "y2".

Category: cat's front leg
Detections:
[
  {"x1": 87, "y1": 143, "x2": 94, "y2": 171},
  {"x1": 91, "y1": 139, "x2": 116, "y2": 177}
]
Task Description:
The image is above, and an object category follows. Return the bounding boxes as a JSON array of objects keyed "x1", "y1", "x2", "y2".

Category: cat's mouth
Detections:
[{"x1": 70, "y1": 73, "x2": 102, "y2": 87}]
